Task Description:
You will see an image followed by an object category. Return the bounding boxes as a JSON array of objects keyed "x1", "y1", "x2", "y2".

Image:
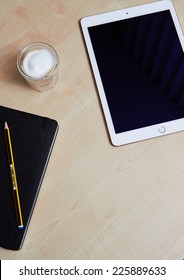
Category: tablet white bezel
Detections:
[{"x1": 81, "y1": 0, "x2": 184, "y2": 146}]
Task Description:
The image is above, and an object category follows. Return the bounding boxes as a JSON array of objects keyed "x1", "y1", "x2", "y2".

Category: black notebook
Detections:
[{"x1": 0, "y1": 106, "x2": 59, "y2": 250}]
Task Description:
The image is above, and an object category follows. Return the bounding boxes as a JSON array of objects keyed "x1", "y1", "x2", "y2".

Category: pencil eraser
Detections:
[{"x1": 18, "y1": 225, "x2": 24, "y2": 230}]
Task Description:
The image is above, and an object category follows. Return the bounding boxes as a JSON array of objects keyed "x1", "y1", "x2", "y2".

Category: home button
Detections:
[{"x1": 158, "y1": 126, "x2": 166, "y2": 133}]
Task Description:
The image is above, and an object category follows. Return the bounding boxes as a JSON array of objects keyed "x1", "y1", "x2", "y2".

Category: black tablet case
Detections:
[{"x1": 0, "y1": 106, "x2": 59, "y2": 250}]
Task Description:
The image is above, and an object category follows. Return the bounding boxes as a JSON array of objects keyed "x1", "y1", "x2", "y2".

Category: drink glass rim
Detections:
[{"x1": 17, "y1": 42, "x2": 59, "y2": 81}]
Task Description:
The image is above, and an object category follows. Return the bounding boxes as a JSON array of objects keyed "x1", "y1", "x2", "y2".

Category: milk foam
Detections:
[{"x1": 22, "y1": 49, "x2": 55, "y2": 78}]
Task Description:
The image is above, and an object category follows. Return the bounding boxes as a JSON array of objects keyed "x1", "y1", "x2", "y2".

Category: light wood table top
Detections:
[{"x1": 1, "y1": 0, "x2": 184, "y2": 260}]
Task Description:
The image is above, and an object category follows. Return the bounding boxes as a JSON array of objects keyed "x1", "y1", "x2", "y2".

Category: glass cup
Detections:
[{"x1": 17, "y1": 42, "x2": 59, "y2": 92}]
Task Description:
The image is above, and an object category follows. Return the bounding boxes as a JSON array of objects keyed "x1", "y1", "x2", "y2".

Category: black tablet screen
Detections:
[{"x1": 89, "y1": 10, "x2": 184, "y2": 133}]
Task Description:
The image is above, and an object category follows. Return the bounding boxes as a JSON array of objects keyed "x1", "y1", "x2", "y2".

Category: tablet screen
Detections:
[{"x1": 88, "y1": 10, "x2": 184, "y2": 134}]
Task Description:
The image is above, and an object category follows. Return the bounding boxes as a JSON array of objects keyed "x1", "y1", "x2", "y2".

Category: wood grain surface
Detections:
[{"x1": 0, "y1": 0, "x2": 184, "y2": 259}]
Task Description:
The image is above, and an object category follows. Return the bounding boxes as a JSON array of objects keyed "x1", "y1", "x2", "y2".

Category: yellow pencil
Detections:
[{"x1": 4, "y1": 121, "x2": 24, "y2": 230}]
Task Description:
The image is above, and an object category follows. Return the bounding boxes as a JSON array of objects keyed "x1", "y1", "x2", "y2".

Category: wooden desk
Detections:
[{"x1": 0, "y1": 0, "x2": 184, "y2": 260}]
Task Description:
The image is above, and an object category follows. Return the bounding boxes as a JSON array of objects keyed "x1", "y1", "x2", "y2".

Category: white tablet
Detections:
[{"x1": 81, "y1": 0, "x2": 184, "y2": 146}]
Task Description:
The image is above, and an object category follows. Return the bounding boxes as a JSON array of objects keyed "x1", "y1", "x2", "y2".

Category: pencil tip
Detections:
[{"x1": 4, "y1": 121, "x2": 8, "y2": 129}]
